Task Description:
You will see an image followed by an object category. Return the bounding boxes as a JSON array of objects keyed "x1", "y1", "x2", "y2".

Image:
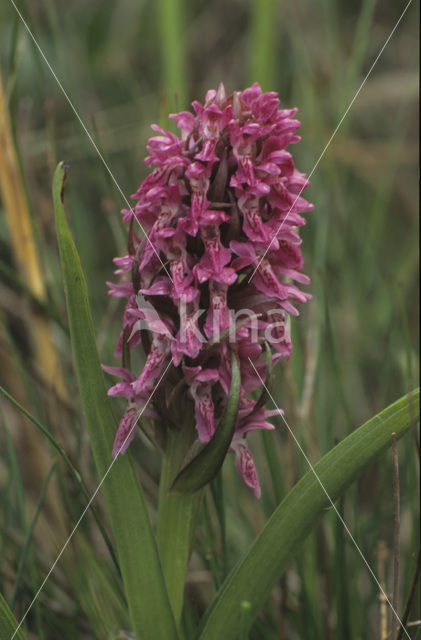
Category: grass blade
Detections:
[
  {"x1": 10, "y1": 464, "x2": 56, "y2": 608},
  {"x1": 157, "y1": 0, "x2": 187, "y2": 114},
  {"x1": 249, "y1": 0, "x2": 278, "y2": 90},
  {"x1": 52, "y1": 162, "x2": 177, "y2": 640},
  {"x1": 197, "y1": 389, "x2": 419, "y2": 639},
  {"x1": 0, "y1": 74, "x2": 66, "y2": 399},
  {"x1": 0, "y1": 384, "x2": 119, "y2": 575},
  {"x1": 0, "y1": 592, "x2": 27, "y2": 640}
]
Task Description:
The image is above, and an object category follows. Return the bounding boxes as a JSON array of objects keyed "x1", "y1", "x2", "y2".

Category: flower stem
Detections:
[
  {"x1": 157, "y1": 425, "x2": 202, "y2": 626},
  {"x1": 157, "y1": 0, "x2": 187, "y2": 115}
]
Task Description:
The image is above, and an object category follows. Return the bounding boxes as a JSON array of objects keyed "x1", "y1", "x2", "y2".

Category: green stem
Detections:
[
  {"x1": 157, "y1": 0, "x2": 187, "y2": 116},
  {"x1": 157, "y1": 427, "x2": 202, "y2": 626},
  {"x1": 249, "y1": 0, "x2": 278, "y2": 90}
]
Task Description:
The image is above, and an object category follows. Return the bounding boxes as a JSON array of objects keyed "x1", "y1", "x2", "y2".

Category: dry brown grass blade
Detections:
[
  {"x1": 391, "y1": 433, "x2": 401, "y2": 640},
  {"x1": 0, "y1": 74, "x2": 67, "y2": 537},
  {"x1": 0, "y1": 76, "x2": 65, "y2": 395},
  {"x1": 378, "y1": 540, "x2": 389, "y2": 640}
]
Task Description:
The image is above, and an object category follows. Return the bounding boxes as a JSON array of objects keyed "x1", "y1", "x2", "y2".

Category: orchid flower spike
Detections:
[{"x1": 105, "y1": 82, "x2": 314, "y2": 497}]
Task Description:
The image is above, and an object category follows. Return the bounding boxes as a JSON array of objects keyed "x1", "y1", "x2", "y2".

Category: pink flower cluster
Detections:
[{"x1": 105, "y1": 83, "x2": 313, "y2": 497}]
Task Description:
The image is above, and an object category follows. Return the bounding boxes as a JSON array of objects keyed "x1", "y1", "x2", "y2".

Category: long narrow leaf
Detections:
[
  {"x1": 10, "y1": 463, "x2": 56, "y2": 608},
  {"x1": 52, "y1": 163, "x2": 177, "y2": 640},
  {"x1": 197, "y1": 389, "x2": 419, "y2": 639},
  {"x1": 0, "y1": 592, "x2": 27, "y2": 640}
]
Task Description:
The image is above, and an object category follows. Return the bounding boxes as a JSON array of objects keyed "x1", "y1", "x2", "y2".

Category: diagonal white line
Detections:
[
  {"x1": 248, "y1": 0, "x2": 413, "y2": 284},
  {"x1": 8, "y1": 0, "x2": 173, "y2": 283},
  {"x1": 248, "y1": 357, "x2": 411, "y2": 639},
  {"x1": 10, "y1": 360, "x2": 173, "y2": 640}
]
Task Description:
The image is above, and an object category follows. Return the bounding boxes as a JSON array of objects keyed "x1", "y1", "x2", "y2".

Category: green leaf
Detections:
[
  {"x1": 197, "y1": 389, "x2": 419, "y2": 640},
  {"x1": 52, "y1": 163, "x2": 177, "y2": 640},
  {"x1": 74, "y1": 536, "x2": 129, "y2": 638},
  {"x1": 0, "y1": 591, "x2": 27, "y2": 640},
  {"x1": 171, "y1": 350, "x2": 241, "y2": 493}
]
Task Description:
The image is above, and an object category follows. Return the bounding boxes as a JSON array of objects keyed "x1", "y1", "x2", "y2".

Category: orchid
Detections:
[{"x1": 105, "y1": 82, "x2": 314, "y2": 497}]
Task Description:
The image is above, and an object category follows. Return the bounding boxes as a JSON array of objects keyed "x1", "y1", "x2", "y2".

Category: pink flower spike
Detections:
[{"x1": 105, "y1": 82, "x2": 314, "y2": 496}]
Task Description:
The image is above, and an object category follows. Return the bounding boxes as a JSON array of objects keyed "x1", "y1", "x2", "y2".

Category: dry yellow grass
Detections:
[{"x1": 0, "y1": 74, "x2": 67, "y2": 540}]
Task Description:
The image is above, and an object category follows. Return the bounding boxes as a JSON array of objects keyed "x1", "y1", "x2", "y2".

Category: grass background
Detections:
[{"x1": 0, "y1": 0, "x2": 419, "y2": 638}]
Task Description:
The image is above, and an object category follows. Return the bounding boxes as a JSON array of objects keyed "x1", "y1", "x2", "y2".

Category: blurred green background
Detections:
[{"x1": 0, "y1": 1, "x2": 419, "y2": 638}]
